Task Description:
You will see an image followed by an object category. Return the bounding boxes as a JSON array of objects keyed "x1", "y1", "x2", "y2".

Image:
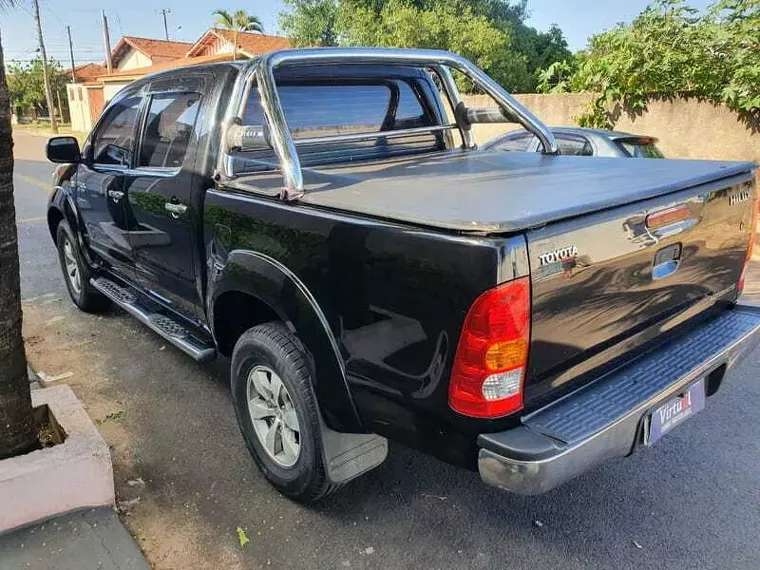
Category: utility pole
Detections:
[
  {"x1": 66, "y1": 26, "x2": 76, "y2": 83},
  {"x1": 102, "y1": 10, "x2": 113, "y2": 74},
  {"x1": 31, "y1": 0, "x2": 58, "y2": 133},
  {"x1": 157, "y1": 9, "x2": 171, "y2": 41}
]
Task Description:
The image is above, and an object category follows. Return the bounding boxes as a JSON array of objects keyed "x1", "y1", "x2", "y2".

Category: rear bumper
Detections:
[{"x1": 477, "y1": 303, "x2": 760, "y2": 495}]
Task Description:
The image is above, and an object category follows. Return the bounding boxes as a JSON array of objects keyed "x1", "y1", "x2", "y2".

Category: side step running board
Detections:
[{"x1": 91, "y1": 277, "x2": 216, "y2": 362}]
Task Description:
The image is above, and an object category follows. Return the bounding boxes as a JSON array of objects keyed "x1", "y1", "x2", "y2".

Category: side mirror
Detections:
[{"x1": 46, "y1": 136, "x2": 81, "y2": 164}]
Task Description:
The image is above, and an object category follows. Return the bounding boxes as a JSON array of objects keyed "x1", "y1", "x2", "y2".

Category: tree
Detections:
[
  {"x1": 213, "y1": 9, "x2": 265, "y2": 60},
  {"x1": 7, "y1": 59, "x2": 67, "y2": 120},
  {"x1": 279, "y1": 0, "x2": 572, "y2": 93},
  {"x1": 537, "y1": 0, "x2": 760, "y2": 128},
  {"x1": 0, "y1": 23, "x2": 37, "y2": 456},
  {"x1": 280, "y1": 0, "x2": 340, "y2": 46}
]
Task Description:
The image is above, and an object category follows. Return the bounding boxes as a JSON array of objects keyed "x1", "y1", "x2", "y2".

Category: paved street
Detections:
[{"x1": 12, "y1": 129, "x2": 760, "y2": 570}]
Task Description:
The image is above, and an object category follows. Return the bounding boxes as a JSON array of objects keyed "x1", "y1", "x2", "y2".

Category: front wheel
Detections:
[
  {"x1": 231, "y1": 323, "x2": 336, "y2": 503},
  {"x1": 56, "y1": 221, "x2": 110, "y2": 313}
]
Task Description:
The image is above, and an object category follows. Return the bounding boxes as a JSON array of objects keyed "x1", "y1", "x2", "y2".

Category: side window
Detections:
[
  {"x1": 556, "y1": 136, "x2": 594, "y2": 156},
  {"x1": 138, "y1": 92, "x2": 202, "y2": 169},
  {"x1": 494, "y1": 132, "x2": 535, "y2": 152},
  {"x1": 92, "y1": 96, "x2": 142, "y2": 166}
]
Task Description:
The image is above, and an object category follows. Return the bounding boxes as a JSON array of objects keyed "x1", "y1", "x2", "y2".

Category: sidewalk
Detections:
[{"x1": 0, "y1": 508, "x2": 150, "y2": 570}]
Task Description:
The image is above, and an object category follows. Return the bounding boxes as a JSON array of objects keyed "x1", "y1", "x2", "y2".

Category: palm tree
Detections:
[
  {"x1": 0, "y1": 19, "x2": 37, "y2": 456},
  {"x1": 213, "y1": 9, "x2": 264, "y2": 61}
]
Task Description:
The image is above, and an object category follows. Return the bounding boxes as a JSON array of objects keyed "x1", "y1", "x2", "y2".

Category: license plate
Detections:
[{"x1": 646, "y1": 379, "x2": 706, "y2": 446}]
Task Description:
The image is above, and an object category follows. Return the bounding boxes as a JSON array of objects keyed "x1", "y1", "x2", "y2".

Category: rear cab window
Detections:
[{"x1": 231, "y1": 67, "x2": 446, "y2": 175}]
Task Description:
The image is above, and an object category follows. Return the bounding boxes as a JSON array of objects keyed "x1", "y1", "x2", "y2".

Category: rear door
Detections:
[
  {"x1": 77, "y1": 95, "x2": 143, "y2": 280},
  {"x1": 124, "y1": 82, "x2": 205, "y2": 319}
]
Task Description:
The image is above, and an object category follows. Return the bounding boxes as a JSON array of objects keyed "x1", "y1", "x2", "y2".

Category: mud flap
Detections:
[{"x1": 318, "y1": 416, "x2": 388, "y2": 485}]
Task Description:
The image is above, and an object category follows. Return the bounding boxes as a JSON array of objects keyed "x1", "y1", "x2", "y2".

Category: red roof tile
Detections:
[
  {"x1": 72, "y1": 63, "x2": 108, "y2": 82},
  {"x1": 98, "y1": 52, "x2": 239, "y2": 82},
  {"x1": 186, "y1": 29, "x2": 291, "y2": 58},
  {"x1": 111, "y1": 36, "x2": 193, "y2": 66}
]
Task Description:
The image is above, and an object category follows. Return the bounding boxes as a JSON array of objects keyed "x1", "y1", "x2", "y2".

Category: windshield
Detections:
[{"x1": 616, "y1": 139, "x2": 664, "y2": 158}]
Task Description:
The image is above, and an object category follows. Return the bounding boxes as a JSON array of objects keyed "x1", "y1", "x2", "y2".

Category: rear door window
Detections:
[
  {"x1": 492, "y1": 131, "x2": 535, "y2": 152},
  {"x1": 536, "y1": 134, "x2": 594, "y2": 156},
  {"x1": 616, "y1": 140, "x2": 664, "y2": 158},
  {"x1": 138, "y1": 92, "x2": 202, "y2": 169},
  {"x1": 556, "y1": 135, "x2": 594, "y2": 156}
]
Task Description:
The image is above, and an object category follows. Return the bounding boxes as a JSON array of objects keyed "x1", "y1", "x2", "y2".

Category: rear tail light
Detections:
[
  {"x1": 449, "y1": 277, "x2": 530, "y2": 418},
  {"x1": 738, "y1": 197, "x2": 758, "y2": 295}
]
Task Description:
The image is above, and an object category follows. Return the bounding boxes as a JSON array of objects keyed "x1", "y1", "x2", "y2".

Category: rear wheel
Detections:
[
  {"x1": 231, "y1": 323, "x2": 335, "y2": 503},
  {"x1": 56, "y1": 221, "x2": 110, "y2": 313}
]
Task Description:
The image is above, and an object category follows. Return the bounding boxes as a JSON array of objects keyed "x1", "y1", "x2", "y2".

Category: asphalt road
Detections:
[{"x1": 12, "y1": 130, "x2": 760, "y2": 570}]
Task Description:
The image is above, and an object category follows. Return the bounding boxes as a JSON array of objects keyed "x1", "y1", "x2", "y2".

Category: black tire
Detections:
[
  {"x1": 231, "y1": 323, "x2": 335, "y2": 503},
  {"x1": 56, "y1": 221, "x2": 110, "y2": 313}
]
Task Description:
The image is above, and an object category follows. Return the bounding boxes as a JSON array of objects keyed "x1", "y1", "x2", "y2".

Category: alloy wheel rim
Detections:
[
  {"x1": 63, "y1": 237, "x2": 81, "y2": 295},
  {"x1": 246, "y1": 365, "x2": 301, "y2": 468}
]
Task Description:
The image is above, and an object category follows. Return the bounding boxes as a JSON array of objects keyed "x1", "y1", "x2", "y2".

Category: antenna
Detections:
[{"x1": 156, "y1": 9, "x2": 171, "y2": 41}]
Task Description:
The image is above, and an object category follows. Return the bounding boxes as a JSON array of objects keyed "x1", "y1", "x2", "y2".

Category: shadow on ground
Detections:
[{"x1": 21, "y1": 289, "x2": 760, "y2": 570}]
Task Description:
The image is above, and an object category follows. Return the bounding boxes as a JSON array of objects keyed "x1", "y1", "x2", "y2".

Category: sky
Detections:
[{"x1": 1, "y1": 0, "x2": 715, "y2": 68}]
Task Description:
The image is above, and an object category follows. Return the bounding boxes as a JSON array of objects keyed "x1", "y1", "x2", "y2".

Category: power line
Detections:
[{"x1": 115, "y1": 13, "x2": 125, "y2": 37}]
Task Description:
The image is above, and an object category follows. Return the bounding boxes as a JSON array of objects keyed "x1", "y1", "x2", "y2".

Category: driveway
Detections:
[{"x1": 14, "y1": 129, "x2": 760, "y2": 570}]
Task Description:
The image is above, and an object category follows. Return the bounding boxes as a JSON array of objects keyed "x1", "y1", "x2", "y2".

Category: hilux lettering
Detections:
[{"x1": 729, "y1": 190, "x2": 751, "y2": 206}]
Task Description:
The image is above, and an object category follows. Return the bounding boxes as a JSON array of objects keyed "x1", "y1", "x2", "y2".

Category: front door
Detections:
[
  {"x1": 124, "y1": 89, "x2": 204, "y2": 319},
  {"x1": 77, "y1": 95, "x2": 143, "y2": 280}
]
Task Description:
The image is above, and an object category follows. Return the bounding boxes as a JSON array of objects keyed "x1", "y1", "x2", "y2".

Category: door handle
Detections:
[
  {"x1": 108, "y1": 190, "x2": 124, "y2": 202},
  {"x1": 165, "y1": 202, "x2": 188, "y2": 218}
]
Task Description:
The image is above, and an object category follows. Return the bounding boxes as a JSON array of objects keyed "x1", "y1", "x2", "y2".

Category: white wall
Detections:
[
  {"x1": 67, "y1": 85, "x2": 89, "y2": 133},
  {"x1": 196, "y1": 35, "x2": 232, "y2": 56},
  {"x1": 101, "y1": 81, "x2": 132, "y2": 104},
  {"x1": 117, "y1": 49, "x2": 152, "y2": 71}
]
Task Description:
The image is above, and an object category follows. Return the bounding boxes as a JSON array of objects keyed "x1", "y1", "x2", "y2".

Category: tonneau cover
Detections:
[{"x1": 297, "y1": 150, "x2": 755, "y2": 233}]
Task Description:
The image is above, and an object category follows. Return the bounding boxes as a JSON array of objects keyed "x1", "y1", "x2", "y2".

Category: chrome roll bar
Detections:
[{"x1": 225, "y1": 48, "x2": 559, "y2": 200}]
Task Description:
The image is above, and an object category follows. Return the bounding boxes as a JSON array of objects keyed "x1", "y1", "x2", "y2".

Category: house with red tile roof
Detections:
[
  {"x1": 110, "y1": 37, "x2": 194, "y2": 70},
  {"x1": 67, "y1": 29, "x2": 291, "y2": 133},
  {"x1": 71, "y1": 63, "x2": 109, "y2": 83},
  {"x1": 186, "y1": 29, "x2": 292, "y2": 59}
]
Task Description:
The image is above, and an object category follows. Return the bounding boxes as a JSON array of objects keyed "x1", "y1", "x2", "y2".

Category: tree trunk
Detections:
[
  {"x1": 32, "y1": 0, "x2": 57, "y2": 134},
  {"x1": 0, "y1": 30, "x2": 37, "y2": 459}
]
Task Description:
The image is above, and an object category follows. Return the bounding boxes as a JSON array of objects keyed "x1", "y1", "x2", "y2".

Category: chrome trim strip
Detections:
[{"x1": 478, "y1": 304, "x2": 760, "y2": 495}]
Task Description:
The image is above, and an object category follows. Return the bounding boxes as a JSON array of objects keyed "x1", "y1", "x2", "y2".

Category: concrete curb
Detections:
[{"x1": 0, "y1": 385, "x2": 115, "y2": 534}]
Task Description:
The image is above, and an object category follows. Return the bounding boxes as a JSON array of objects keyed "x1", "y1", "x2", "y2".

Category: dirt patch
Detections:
[{"x1": 22, "y1": 299, "x2": 243, "y2": 570}]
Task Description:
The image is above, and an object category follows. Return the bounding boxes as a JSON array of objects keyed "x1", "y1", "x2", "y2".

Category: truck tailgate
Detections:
[{"x1": 526, "y1": 171, "x2": 756, "y2": 401}]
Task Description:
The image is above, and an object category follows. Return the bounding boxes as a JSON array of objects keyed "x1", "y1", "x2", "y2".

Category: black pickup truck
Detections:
[{"x1": 46, "y1": 48, "x2": 760, "y2": 503}]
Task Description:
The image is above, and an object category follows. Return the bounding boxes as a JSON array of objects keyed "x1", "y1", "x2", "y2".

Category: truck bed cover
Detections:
[{"x1": 298, "y1": 151, "x2": 755, "y2": 233}]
